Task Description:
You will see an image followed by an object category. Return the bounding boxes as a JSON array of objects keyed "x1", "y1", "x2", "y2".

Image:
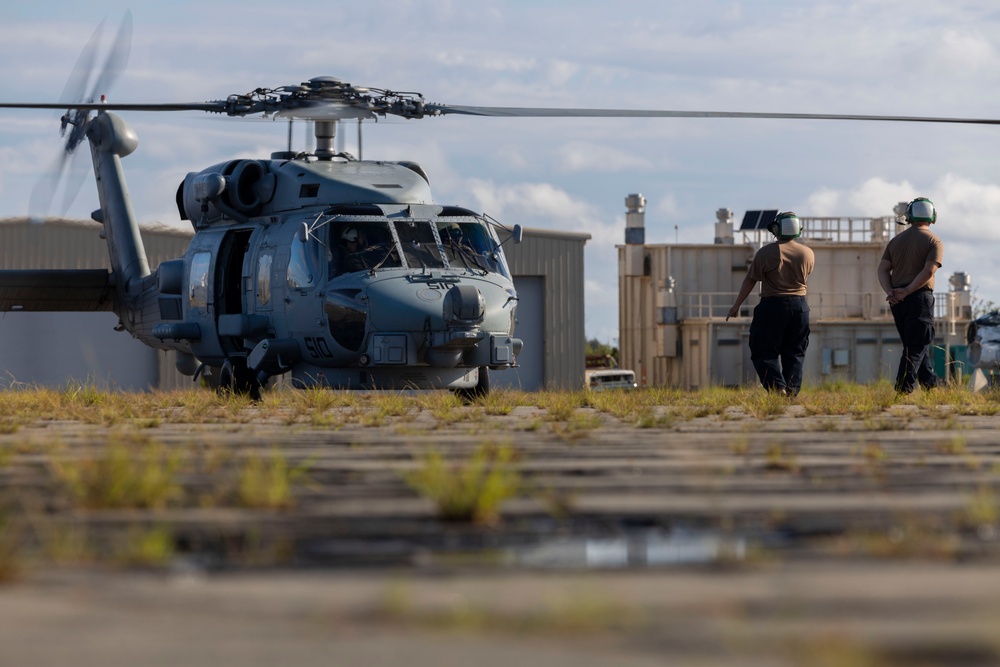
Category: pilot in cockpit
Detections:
[{"x1": 329, "y1": 226, "x2": 370, "y2": 276}]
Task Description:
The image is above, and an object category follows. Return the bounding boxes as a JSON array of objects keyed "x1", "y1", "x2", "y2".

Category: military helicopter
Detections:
[{"x1": 3, "y1": 16, "x2": 998, "y2": 398}]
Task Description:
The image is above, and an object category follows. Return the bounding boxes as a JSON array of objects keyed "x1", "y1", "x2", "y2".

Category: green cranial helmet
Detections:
[
  {"x1": 905, "y1": 197, "x2": 937, "y2": 224},
  {"x1": 768, "y1": 211, "x2": 802, "y2": 240}
]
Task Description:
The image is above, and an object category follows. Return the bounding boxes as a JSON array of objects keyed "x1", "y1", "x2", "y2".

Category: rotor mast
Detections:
[{"x1": 314, "y1": 120, "x2": 337, "y2": 160}]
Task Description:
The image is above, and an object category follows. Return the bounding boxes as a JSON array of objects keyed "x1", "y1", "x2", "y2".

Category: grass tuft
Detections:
[
  {"x1": 233, "y1": 452, "x2": 314, "y2": 509},
  {"x1": 405, "y1": 443, "x2": 522, "y2": 524},
  {"x1": 50, "y1": 436, "x2": 183, "y2": 510}
]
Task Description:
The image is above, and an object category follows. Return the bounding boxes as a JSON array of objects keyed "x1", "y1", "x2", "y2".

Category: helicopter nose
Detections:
[{"x1": 443, "y1": 284, "x2": 485, "y2": 324}]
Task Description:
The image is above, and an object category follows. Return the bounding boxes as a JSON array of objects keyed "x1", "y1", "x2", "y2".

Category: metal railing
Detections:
[
  {"x1": 675, "y1": 291, "x2": 967, "y2": 322},
  {"x1": 739, "y1": 216, "x2": 897, "y2": 246}
]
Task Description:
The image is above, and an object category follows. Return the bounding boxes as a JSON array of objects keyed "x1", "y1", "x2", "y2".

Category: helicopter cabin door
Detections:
[{"x1": 214, "y1": 228, "x2": 254, "y2": 356}]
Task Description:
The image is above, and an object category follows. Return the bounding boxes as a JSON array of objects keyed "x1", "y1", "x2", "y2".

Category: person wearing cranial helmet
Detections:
[
  {"x1": 877, "y1": 197, "x2": 944, "y2": 393},
  {"x1": 727, "y1": 211, "x2": 815, "y2": 396}
]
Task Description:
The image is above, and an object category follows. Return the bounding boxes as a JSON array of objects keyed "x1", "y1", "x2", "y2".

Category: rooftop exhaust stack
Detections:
[
  {"x1": 715, "y1": 208, "x2": 734, "y2": 245},
  {"x1": 624, "y1": 194, "x2": 646, "y2": 276},
  {"x1": 625, "y1": 194, "x2": 645, "y2": 244}
]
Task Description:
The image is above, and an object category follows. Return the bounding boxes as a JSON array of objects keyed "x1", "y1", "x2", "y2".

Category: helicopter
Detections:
[{"x1": 3, "y1": 16, "x2": 999, "y2": 398}]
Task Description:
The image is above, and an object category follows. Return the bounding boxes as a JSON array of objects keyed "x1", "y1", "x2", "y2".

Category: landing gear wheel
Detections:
[
  {"x1": 218, "y1": 358, "x2": 262, "y2": 401},
  {"x1": 454, "y1": 366, "x2": 490, "y2": 403}
]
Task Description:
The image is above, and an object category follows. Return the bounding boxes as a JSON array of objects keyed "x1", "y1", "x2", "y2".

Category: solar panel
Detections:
[
  {"x1": 739, "y1": 211, "x2": 761, "y2": 230},
  {"x1": 740, "y1": 210, "x2": 780, "y2": 230},
  {"x1": 759, "y1": 210, "x2": 778, "y2": 229}
]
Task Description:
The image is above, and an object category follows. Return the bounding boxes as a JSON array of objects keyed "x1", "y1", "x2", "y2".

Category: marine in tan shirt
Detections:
[
  {"x1": 727, "y1": 212, "x2": 815, "y2": 396},
  {"x1": 877, "y1": 197, "x2": 944, "y2": 393}
]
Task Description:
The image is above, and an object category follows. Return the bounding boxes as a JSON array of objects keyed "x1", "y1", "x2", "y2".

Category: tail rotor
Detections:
[{"x1": 29, "y1": 11, "x2": 132, "y2": 222}]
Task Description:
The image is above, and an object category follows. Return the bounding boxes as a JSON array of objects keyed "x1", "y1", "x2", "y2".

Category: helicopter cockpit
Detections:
[{"x1": 303, "y1": 213, "x2": 512, "y2": 280}]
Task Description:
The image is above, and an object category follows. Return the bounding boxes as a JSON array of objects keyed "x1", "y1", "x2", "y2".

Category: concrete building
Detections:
[
  {"x1": 619, "y1": 195, "x2": 972, "y2": 390},
  {"x1": 0, "y1": 218, "x2": 588, "y2": 392}
]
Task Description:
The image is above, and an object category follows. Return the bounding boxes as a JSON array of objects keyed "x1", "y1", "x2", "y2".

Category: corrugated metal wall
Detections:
[
  {"x1": 0, "y1": 218, "x2": 191, "y2": 269},
  {"x1": 0, "y1": 219, "x2": 194, "y2": 390},
  {"x1": 504, "y1": 228, "x2": 590, "y2": 390}
]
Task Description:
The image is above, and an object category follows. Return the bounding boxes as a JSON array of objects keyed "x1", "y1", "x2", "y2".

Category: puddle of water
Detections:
[
  {"x1": 513, "y1": 529, "x2": 746, "y2": 569},
  {"x1": 296, "y1": 527, "x2": 747, "y2": 570}
]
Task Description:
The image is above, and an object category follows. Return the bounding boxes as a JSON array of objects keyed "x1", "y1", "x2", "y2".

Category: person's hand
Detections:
[{"x1": 726, "y1": 305, "x2": 739, "y2": 321}]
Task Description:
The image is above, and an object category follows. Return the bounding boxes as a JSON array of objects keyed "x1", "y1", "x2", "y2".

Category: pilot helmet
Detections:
[
  {"x1": 442, "y1": 222, "x2": 463, "y2": 240},
  {"x1": 767, "y1": 211, "x2": 803, "y2": 240},
  {"x1": 904, "y1": 197, "x2": 936, "y2": 224},
  {"x1": 342, "y1": 227, "x2": 360, "y2": 242}
]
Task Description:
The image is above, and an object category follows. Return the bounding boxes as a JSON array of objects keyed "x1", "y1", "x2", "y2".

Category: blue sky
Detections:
[{"x1": 2, "y1": 1, "x2": 1000, "y2": 344}]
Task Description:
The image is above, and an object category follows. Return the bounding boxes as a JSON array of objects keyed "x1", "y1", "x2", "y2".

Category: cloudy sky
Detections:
[{"x1": 2, "y1": 1, "x2": 1000, "y2": 344}]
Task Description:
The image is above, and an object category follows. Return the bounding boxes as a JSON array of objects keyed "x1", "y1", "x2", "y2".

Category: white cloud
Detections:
[
  {"x1": 803, "y1": 177, "x2": 916, "y2": 217},
  {"x1": 545, "y1": 60, "x2": 579, "y2": 87},
  {"x1": 555, "y1": 141, "x2": 655, "y2": 172},
  {"x1": 934, "y1": 29, "x2": 998, "y2": 73}
]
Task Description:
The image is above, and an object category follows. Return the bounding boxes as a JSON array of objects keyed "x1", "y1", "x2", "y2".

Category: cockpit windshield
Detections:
[
  {"x1": 328, "y1": 220, "x2": 403, "y2": 277},
  {"x1": 393, "y1": 220, "x2": 447, "y2": 270},
  {"x1": 323, "y1": 216, "x2": 510, "y2": 279}
]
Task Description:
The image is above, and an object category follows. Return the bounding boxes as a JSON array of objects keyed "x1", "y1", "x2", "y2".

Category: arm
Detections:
[
  {"x1": 727, "y1": 274, "x2": 757, "y2": 320},
  {"x1": 877, "y1": 258, "x2": 895, "y2": 298},
  {"x1": 893, "y1": 259, "x2": 940, "y2": 299}
]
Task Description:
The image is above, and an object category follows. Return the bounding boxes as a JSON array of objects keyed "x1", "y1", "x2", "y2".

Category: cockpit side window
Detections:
[
  {"x1": 287, "y1": 232, "x2": 320, "y2": 290},
  {"x1": 437, "y1": 220, "x2": 510, "y2": 278}
]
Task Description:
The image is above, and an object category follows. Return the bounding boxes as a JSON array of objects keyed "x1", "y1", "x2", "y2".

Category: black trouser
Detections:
[
  {"x1": 890, "y1": 288, "x2": 939, "y2": 393},
  {"x1": 749, "y1": 296, "x2": 810, "y2": 395}
]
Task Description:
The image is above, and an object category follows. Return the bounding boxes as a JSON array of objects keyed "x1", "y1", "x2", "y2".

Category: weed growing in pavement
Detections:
[
  {"x1": 232, "y1": 451, "x2": 314, "y2": 509},
  {"x1": 413, "y1": 391, "x2": 469, "y2": 425},
  {"x1": 742, "y1": 389, "x2": 790, "y2": 420},
  {"x1": 862, "y1": 416, "x2": 909, "y2": 431},
  {"x1": 473, "y1": 389, "x2": 527, "y2": 416},
  {"x1": 0, "y1": 512, "x2": 21, "y2": 582},
  {"x1": 551, "y1": 410, "x2": 604, "y2": 440},
  {"x1": 114, "y1": 525, "x2": 176, "y2": 567},
  {"x1": 764, "y1": 442, "x2": 799, "y2": 473},
  {"x1": 800, "y1": 380, "x2": 898, "y2": 417},
  {"x1": 2, "y1": 380, "x2": 1000, "y2": 429},
  {"x1": 937, "y1": 436, "x2": 969, "y2": 456},
  {"x1": 49, "y1": 435, "x2": 183, "y2": 510},
  {"x1": 729, "y1": 437, "x2": 750, "y2": 457},
  {"x1": 688, "y1": 386, "x2": 742, "y2": 416},
  {"x1": 536, "y1": 391, "x2": 585, "y2": 422},
  {"x1": 404, "y1": 443, "x2": 522, "y2": 524},
  {"x1": 962, "y1": 486, "x2": 999, "y2": 529}
]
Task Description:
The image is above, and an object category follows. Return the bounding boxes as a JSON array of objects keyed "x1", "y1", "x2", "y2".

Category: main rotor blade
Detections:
[
  {"x1": 427, "y1": 104, "x2": 1000, "y2": 126},
  {"x1": 0, "y1": 101, "x2": 225, "y2": 112}
]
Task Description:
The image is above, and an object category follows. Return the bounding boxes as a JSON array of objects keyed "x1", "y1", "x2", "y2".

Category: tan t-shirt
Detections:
[
  {"x1": 881, "y1": 226, "x2": 944, "y2": 290},
  {"x1": 748, "y1": 240, "x2": 815, "y2": 297}
]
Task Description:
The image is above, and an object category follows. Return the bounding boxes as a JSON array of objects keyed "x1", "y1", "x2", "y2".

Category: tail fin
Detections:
[{"x1": 86, "y1": 111, "x2": 150, "y2": 291}]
